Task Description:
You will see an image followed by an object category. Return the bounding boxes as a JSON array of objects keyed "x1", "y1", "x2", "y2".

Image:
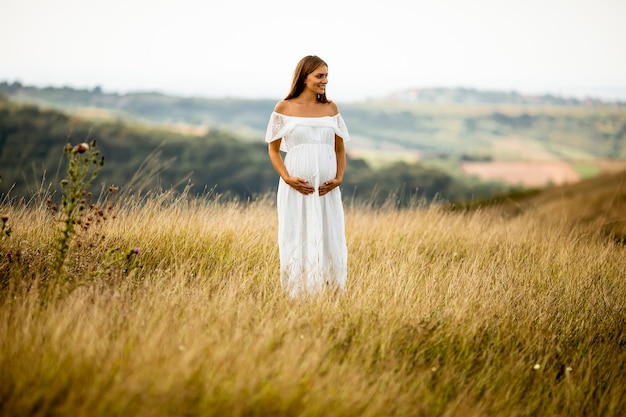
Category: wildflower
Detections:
[
  {"x1": 566, "y1": 367, "x2": 573, "y2": 372},
  {"x1": 126, "y1": 247, "x2": 140, "y2": 260},
  {"x1": 533, "y1": 364, "x2": 541, "y2": 370},
  {"x1": 108, "y1": 185, "x2": 119, "y2": 193},
  {"x1": 73, "y1": 142, "x2": 90, "y2": 153}
]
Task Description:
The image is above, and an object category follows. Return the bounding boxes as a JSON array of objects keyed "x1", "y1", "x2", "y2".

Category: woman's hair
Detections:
[{"x1": 284, "y1": 55, "x2": 330, "y2": 103}]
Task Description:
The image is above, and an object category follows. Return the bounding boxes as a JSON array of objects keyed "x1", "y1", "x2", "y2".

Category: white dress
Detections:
[{"x1": 265, "y1": 112, "x2": 351, "y2": 297}]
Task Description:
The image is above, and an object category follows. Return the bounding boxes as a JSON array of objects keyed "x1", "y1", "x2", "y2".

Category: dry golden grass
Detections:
[
  {"x1": 1, "y1": 191, "x2": 625, "y2": 416},
  {"x1": 484, "y1": 169, "x2": 626, "y2": 242}
]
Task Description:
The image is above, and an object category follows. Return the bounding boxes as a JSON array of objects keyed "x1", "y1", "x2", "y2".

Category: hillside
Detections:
[
  {"x1": 3, "y1": 82, "x2": 626, "y2": 165},
  {"x1": 0, "y1": 96, "x2": 507, "y2": 204},
  {"x1": 0, "y1": 82, "x2": 276, "y2": 140},
  {"x1": 3, "y1": 82, "x2": 626, "y2": 194},
  {"x1": 469, "y1": 169, "x2": 626, "y2": 242}
]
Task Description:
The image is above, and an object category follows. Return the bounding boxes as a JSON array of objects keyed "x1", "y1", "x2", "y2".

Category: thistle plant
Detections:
[{"x1": 55, "y1": 139, "x2": 105, "y2": 275}]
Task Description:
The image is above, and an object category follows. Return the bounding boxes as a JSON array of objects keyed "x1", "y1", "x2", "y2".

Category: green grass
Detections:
[{"x1": 572, "y1": 162, "x2": 602, "y2": 179}]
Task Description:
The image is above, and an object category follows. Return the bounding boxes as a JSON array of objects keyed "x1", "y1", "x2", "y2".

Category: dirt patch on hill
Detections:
[{"x1": 461, "y1": 161, "x2": 579, "y2": 187}]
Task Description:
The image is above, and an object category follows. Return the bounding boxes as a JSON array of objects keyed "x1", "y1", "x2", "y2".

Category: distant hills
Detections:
[
  {"x1": 0, "y1": 94, "x2": 509, "y2": 204},
  {"x1": 3, "y1": 81, "x2": 625, "y2": 111},
  {"x1": 384, "y1": 87, "x2": 626, "y2": 107},
  {"x1": 0, "y1": 81, "x2": 276, "y2": 139},
  {"x1": 2, "y1": 81, "x2": 625, "y2": 238},
  {"x1": 2, "y1": 81, "x2": 625, "y2": 190}
]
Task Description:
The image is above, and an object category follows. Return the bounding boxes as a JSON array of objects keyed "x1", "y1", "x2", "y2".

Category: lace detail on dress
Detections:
[
  {"x1": 265, "y1": 112, "x2": 285, "y2": 143},
  {"x1": 334, "y1": 114, "x2": 351, "y2": 142}
]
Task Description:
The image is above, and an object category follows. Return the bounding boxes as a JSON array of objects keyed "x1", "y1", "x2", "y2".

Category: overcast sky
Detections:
[{"x1": 2, "y1": 0, "x2": 625, "y2": 102}]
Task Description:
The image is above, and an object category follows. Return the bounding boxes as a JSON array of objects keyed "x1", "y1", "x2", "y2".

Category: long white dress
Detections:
[{"x1": 265, "y1": 112, "x2": 351, "y2": 297}]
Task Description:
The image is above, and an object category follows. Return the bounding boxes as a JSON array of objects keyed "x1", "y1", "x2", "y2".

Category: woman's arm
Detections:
[
  {"x1": 319, "y1": 135, "x2": 346, "y2": 196},
  {"x1": 268, "y1": 140, "x2": 314, "y2": 195},
  {"x1": 335, "y1": 136, "x2": 346, "y2": 182}
]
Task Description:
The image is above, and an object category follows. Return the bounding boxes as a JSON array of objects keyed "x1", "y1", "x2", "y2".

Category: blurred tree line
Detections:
[{"x1": 0, "y1": 96, "x2": 507, "y2": 206}]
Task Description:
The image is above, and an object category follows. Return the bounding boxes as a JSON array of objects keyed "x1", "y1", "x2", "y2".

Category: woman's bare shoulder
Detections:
[
  {"x1": 327, "y1": 101, "x2": 339, "y2": 115},
  {"x1": 274, "y1": 99, "x2": 339, "y2": 117},
  {"x1": 274, "y1": 100, "x2": 291, "y2": 114}
]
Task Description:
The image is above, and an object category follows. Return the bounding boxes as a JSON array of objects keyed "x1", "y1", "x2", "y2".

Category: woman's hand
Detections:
[
  {"x1": 285, "y1": 176, "x2": 315, "y2": 195},
  {"x1": 319, "y1": 178, "x2": 341, "y2": 196}
]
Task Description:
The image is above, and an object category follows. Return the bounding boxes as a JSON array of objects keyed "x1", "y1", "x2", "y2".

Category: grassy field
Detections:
[{"x1": 1, "y1": 185, "x2": 626, "y2": 416}]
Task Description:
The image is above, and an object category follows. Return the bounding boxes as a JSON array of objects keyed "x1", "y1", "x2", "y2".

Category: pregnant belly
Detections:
[{"x1": 284, "y1": 146, "x2": 336, "y2": 188}]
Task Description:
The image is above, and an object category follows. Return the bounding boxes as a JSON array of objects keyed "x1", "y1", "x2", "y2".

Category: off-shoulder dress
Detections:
[{"x1": 265, "y1": 112, "x2": 351, "y2": 297}]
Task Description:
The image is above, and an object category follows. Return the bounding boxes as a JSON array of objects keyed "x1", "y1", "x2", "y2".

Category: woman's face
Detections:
[{"x1": 304, "y1": 65, "x2": 328, "y2": 96}]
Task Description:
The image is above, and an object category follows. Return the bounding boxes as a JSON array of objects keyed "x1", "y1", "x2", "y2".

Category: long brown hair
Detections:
[{"x1": 284, "y1": 55, "x2": 330, "y2": 103}]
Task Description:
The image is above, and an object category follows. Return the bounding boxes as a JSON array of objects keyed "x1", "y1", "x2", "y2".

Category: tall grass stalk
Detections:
[{"x1": 1, "y1": 194, "x2": 625, "y2": 416}]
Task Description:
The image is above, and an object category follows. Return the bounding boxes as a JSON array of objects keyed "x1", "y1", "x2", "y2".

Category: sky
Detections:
[{"x1": 1, "y1": 0, "x2": 626, "y2": 102}]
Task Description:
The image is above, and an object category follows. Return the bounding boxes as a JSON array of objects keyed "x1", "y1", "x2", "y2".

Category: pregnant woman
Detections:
[{"x1": 265, "y1": 55, "x2": 351, "y2": 298}]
